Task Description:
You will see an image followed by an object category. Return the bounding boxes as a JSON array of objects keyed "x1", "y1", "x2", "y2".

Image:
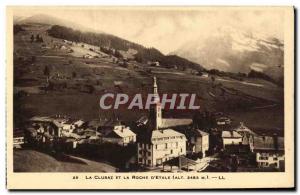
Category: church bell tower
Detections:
[{"x1": 149, "y1": 76, "x2": 162, "y2": 130}]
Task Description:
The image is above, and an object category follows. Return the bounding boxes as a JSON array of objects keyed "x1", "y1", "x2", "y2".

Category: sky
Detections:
[{"x1": 14, "y1": 7, "x2": 285, "y2": 54}]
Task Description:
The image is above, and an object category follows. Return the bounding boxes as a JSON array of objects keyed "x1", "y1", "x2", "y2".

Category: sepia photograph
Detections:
[{"x1": 6, "y1": 6, "x2": 294, "y2": 189}]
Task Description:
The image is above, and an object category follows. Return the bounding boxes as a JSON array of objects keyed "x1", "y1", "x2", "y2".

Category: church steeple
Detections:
[
  {"x1": 153, "y1": 76, "x2": 158, "y2": 94},
  {"x1": 149, "y1": 76, "x2": 162, "y2": 130}
]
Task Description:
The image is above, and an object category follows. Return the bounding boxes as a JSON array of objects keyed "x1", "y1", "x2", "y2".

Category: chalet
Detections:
[
  {"x1": 235, "y1": 122, "x2": 256, "y2": 136},
  {"x1": 102, "y1": 126, "x2": 136, "y2": 146},
  {"x1": 13, "y1": 131, "x2": 25, "y2": 149},
  {"x1": 86, "y1": 119, "x2": 106, "y2": 131},
  {"x1": 147, "y1": 61, "x2": 160, "y2": 67},
  {"x1": 234, "y1": 122, "x2": 256, "y2": 145},
  {"x1": 216, "y1": 117, "x2": 232, "y2": 126},
  {"x1": 59, "y1": 119, "x2": 85, "y2": 136},
  {"x1": 187, "y1": 129, "x2": 209, "y2": 157},
  {"x1": 99, "y1": 119, "x2": 124, "y2": 135},
  {"x1": 28, "y1": 116, "x2": 63, "y2": 138},
  {"x1": 250, "y1": 135, "x2": 284, "y2": 169},
  {"x1": 221, "y1": 131, "x2": 242, "y2": 148}
]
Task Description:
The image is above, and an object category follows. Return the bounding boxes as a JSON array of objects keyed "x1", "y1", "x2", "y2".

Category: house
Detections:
[
  {"x1": 216, "y1": 117, "x2": 232, "y2": 126},
  {"x1": 221, "y1": 131, "x2": 242, "y2": 148},
  {"x1": 83, "y1": 54, "x2": 93, "y2": 59},
  {"x1": 187, "y1": 129, "x2": 209, "y2": 157},
  {"x1": 137, "y1": 77, "x2": 187, "y2": 167},
  {"x1": 147, "y1": 61, "x2": 160, "y2": 67},
  {"x1": 28, "y1": 116, "x2": 63, "y2": 138},
  {"x1": 13, "y1": 136, "x2": 24, "y2": 148},
  {"x1": 235, "y1": 122, "x2": 256, "y2": 136},
  {"x1": 234, "y1": 122, "x2": 256, "y2": 145},
  {"x1": 13, "y1": 131, "x2": 25, "y2": 149},
  {"x1": 59, "y1": 118, "x2": 85, "y2": 136},
  {"x1": 137, "y1": 129, "x2": 186, "y2": 167},
  {"x1": 85, "y1": 119, "x2": 105, "y2": 131},
  {"x1": 250, "y1": 135, "x2": 284, "y2": 169},
  {"x1": 136, "y1": 116, "x2": 148, "y2": 127},
  {"x1": 99, "y1": 119, "x2": 128, "y2": 136},
  {"x1": 103, "y1": 126, "x2": 136, "y2": 146}
]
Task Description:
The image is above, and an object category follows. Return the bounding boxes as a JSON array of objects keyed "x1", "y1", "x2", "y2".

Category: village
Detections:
[{"x1": 13, "y1": 77, "x2": 285, "y2": 172}]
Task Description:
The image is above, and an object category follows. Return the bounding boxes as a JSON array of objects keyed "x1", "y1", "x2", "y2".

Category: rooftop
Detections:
[
  {"x1": 253, "y1": 136, "x2": 284, "y2": 151},
  {"x1": 163, "y1": 156, "x2": 198, "y2": 167},
  {"x1": 221, "y1": 131, "x2": 242, "y2": 138},
  {"x1": 106, "y1": 127, "x2": 135, "y2": 138},
  {"x1": 235, "y1": 122, "x2": 257, "y2": 136},
  {"x1": 194, "y1": 129, "x2": 209, "y2": 137},
  {"x1": 160, "y1": 118, "x2": 192, "y2": 128},
  {"x1": 152, "y1": 129, "x2": 186, "y2": 140}
]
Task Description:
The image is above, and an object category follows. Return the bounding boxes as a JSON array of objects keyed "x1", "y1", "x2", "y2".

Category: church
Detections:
[{"x1": 137, "y1": 77, "x2": 187, "y2": 167}]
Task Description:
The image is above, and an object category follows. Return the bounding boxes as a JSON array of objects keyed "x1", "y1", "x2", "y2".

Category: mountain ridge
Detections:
[{"x1": 170, "y1": 26, "x2": 284, "y2": 81}]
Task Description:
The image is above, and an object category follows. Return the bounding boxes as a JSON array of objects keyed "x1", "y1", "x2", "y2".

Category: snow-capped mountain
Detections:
[{"x1": 171, "y1": 26, "x2": 284, "y2": 80}]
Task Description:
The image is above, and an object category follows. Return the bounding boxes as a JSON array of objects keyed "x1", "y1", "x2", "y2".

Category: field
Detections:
[
  {"x1": 13, "y1": 23, "x2": 284, "y2": 131},
  {"x1": 14, "y1": 149, "x2": 116, "y2": 172}
]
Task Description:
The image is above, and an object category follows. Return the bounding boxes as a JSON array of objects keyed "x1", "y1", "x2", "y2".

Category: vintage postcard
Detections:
[{"x1": 6, "y1": 6, "x2": 294, "y2": 189}]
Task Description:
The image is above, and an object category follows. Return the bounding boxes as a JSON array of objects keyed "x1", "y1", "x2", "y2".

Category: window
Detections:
[
  {"x1": 139, "y1": 158, "x2": 143, "y2": 163},
  {"x1": 148, "y1": 160, "x2": 151, "y2": 165},
  {"x1": 176, "y1": 142, "x2": 178, "y2": 148},
  {"x1": 165, "y1": 143, "x2": 168, "y2": 149},
  {"x1": 274, "y1": 157, "x2": 278, "y2": 160},
  {"x1": 148, "y1": 151, "x2": 151, "y2": 156},
  {"x1": 171, "y1": 149, "x2": 173, "y2": 154},
  {"x1": 139, "y1": 150, "x2": 142, "y2": 155},
  {"x1": 155, "y1": 145, "x2": 157, "y2": 149},
  {"x1": 148, "y1": 144, "x2": 151, "y2": 149},
  {"x1": 181, "y1": 148, "x2": 183, "y2": 153}
]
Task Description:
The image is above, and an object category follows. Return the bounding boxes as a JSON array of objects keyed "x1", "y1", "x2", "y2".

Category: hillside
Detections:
[
  {"x1": 13, "y1": 22, "x2": 284, "y2": 130},
  {"x1": 47, "y1": 25, "x2": 203, "y2": 71},
  {"x1": 14, "y1": 150, "x2": 117, "y2": 172}
]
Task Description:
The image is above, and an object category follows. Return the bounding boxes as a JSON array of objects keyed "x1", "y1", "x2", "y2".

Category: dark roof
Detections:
[
  {"x1": 186, "y1": 128, "x2": 209, "y2": 139},
  {"x1": 160, "y1": 118, "x2": 192, "y2": 128},
  {"x1": 105, "y1": 130, "x2": 121, "y2": 138},
  {"x1": 163, "y1": 156, "x2": 198, "y2": 167},
  {"x1": 253, "y1": 136, "x2": 284, "y2": 151},
  {"x1": 14, "y1": 130, "x2": 24, "y2": 137},
  {"x1": 251, "y1": 127, "x2": 284, "y2": 137},
  {"x1": 87, "y1": 119, "x2": 107, "y2": 128},
  {"x1": 103, "y1": 119, "x2": 122, "y2": 127}
]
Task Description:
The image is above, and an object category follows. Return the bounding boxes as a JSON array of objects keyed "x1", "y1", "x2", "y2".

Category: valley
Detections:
[{"x1": 13, "y1": 22, "x2": 284, "y2": 132}]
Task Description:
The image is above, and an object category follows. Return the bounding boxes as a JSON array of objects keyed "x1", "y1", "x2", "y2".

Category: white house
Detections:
[
  {"x1": 137, "y1": 129, "x2": 186, "y2": 167},
  {"x1": 221, "y1": 131, "x2": 243, "y2": 148},
  {"x1": 103, "y1": 126, "x2": 136, "y2": 146},
  {"x1": 256, "y1": 152, "x2": 285, "y2": 169}
]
